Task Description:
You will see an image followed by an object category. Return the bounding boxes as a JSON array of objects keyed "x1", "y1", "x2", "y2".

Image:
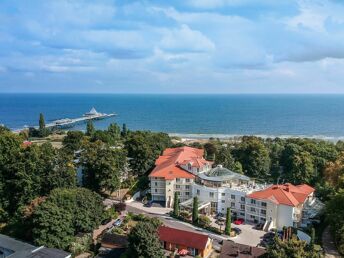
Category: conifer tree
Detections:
[
  {"x1": 39, "y1": 113, "x2": 45, "y2": 130},
  {"x1": 192, "y1": 196, "x2": 199, "y2": 224},
  {"x1": 225, "y1": 207, "x2": 231, "y2": 235},
  {"x1": 173, "y1": 192, "x2": 179, "y2": 217},
  {"x1": 86, "y1": 120, "x2": 95, "y2": 136}
]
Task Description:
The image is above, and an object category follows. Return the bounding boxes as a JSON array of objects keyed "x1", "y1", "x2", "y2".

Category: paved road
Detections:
[
  {"x1": 322, "y1": 226, "x2": 342, "y2": 258},
  {"x1": 126, "y1": 203, "x2": 227, "y2": 242}
]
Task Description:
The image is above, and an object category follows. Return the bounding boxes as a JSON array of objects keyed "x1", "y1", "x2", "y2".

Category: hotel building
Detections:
[{"x1": 149, "y1": 146, "x2": 323, "y2": 229}]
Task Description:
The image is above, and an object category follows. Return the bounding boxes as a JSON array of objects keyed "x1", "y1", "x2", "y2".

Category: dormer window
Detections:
[{"x1": 188, "y1": 163, "x2": 192, "y2": 171}]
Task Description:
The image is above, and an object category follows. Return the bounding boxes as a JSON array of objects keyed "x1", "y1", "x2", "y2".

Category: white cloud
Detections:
[{"x1": 159, "y1": 25, "x2": 215, "y2": 52}]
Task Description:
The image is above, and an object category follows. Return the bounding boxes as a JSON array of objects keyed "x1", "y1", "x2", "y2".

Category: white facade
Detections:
[{"x1": 151, "y1": 176, "x2": 193, "y2": 207}]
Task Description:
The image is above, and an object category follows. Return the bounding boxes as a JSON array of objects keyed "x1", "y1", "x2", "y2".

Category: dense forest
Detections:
[{"x1": 1, "y1": 118, "x2": 344, "y2": 255}]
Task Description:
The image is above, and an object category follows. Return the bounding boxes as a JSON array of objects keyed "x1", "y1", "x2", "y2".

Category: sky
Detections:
[{"x1": 0, "y1": 0, "x2": 344, "y2": 93}]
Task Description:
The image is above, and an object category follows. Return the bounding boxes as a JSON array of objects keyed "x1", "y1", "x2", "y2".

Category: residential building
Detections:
[
  {"x1": 0, "y1": 234, "x2": 70, "y2": 258},
  {"x1": 149, "y1": 147, "x2": 211, "y2": 207},
  {"x1": 246, "y1": 183, "x2": 323, "y2": 229},
  {"x1": 149, "y1": 147, "x2": 323, "y2": 229},
  {"x1": 158, "y1": 226, "x2": 213, "y2": 257},
  {"x1": 219, "y1": 240, "x2": 266, "y2": 258}
]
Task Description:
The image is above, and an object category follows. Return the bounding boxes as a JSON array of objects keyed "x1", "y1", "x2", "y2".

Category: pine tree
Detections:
[
  {"x1": 192, "y1": 196, "x2": 199, "y2": 224},
  {"x1": 39, "y1": 113, "x2": 45, "y2": 130},
  {"x1": 86, "y1": 120, "x2": 95, "y2": 136},
  {"x1": 225, "y1": 207, "x2": 231, "y2": 235},
  {"x1": 309, "y1": 227, "x2": 315, "y2": 250},
  {"x1": 121, "y1": 123, "x2": 128, "y2": 137},
  {"x1": 173, "y1": 192, "x2": 180, "y2": 217}
]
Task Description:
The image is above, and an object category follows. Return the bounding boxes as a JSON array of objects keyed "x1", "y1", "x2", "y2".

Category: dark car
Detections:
[
  {"x1": 101, "y1": 218, "x2": 111, "y2": 225},
  {"x1": 144, "y1": 200, "x2": 153, "y2": 207},
  {"x1": 255, "y1": 223, "x2": 264, "y2": 230},
  {"x1": 233, "y1": 227, "x2": 242, "y2": 235}
]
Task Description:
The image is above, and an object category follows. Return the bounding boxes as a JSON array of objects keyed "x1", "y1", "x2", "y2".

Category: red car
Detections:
[{"x1": 233, "y1": 218, "x2": 244, "y2": 225}]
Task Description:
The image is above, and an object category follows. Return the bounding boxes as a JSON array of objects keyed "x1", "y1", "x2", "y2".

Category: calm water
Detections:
[{"x1": 1, "y1": 94, "x2": 344, "y2": 140}]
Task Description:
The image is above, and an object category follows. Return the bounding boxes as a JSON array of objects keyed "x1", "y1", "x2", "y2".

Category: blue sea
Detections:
[{"x1": 1, "y1": 94, "x2": 344, "y2": 140}]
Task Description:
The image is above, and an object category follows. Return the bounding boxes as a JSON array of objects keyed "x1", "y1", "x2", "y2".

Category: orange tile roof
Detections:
[
  {"x1": 149, "y1": 146, "x2": 207, "y2": 180},
  {"x1": 247, "y1": 183, "x2": 315, "y2": 207},
  {"x1": 158, "y1": 226, "x2": 209, "y2": 250}
]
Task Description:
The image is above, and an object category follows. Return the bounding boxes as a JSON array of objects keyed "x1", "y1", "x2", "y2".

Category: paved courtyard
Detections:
[{"x1": 124, "y1": 200, "x2": 265, "y2": 246}]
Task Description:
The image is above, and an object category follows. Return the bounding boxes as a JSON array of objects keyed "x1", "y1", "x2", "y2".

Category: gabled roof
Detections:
[
  {"x1": 149, "y1": 147, "x2": 208, "y2": 180},
  {"x1": 220, "y1": 240, "x2": 266, "y2": 258},
  {"x1": 247, "y1": 183, "x2": 315, "y2": 207},
  {"x1": 158, "y1": 226, "x2": 209, "y2": 250}
]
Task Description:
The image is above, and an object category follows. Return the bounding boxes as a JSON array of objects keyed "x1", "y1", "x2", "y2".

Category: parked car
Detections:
[
  {"x1": 215, "y1": 212, "x2": 224, "y2": 219},
  {"x1": 233, "y1": 227, "x2": 242, "y2": 235},
  {"x1": 101, "y1": 218, "x2": 111, "y2": 225},
  {"x1": 144, "y1": 200, "x2": 153, "y2": 207},
  {"x1": 255, "y1": 223, "x2": 264, "y2": 230},
  {"x1": 233, "y1": 218, "x2": 244, "y2": 225},
  {"x1": 113, "y1": 218, "x2": 122, "y2": 227},
  {"x1": 215, "y1": 220, "x2": 225, "y2": 226}
]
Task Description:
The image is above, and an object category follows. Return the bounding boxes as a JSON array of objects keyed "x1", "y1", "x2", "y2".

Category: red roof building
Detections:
[
  {"x1": 158, "y1": 226, "x2": 213, "y2": 257},
  {"x1": 149, "y1": 146, "x2": 210, "y2": 180},
  {"x1": 247, "y1": 183, "x2": 315, "y2": 207}
]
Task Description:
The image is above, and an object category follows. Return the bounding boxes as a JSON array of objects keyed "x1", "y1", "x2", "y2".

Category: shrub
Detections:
[{"x1": 198, "y1": 215, "x2": 211, "y2": 227}]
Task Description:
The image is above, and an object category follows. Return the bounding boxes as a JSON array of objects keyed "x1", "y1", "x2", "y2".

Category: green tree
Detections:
[
  {"x1": 39, "y1": 113, "x2": 45, "y2": 130},
  {"x1": 32, "y1": 188, "x2": 104, "y2": 250},
  {"x1": 326, "y1": 191, "x2": 344, "y2": 255},
  {"x1": 121, "y1": 123, "x2": 128, "y2": 137},
  {"x1": 81, "y1": 141, "x2": 126, "y2": 194},
  {"x1": 281, "y1": 143, "x2": 315, "y2": 184},
  {"x1": 309, "y1": 227, "x2": 315, "y2": 250},
  {"x1": 125, "y1": 131, "x2": 171, "y2": 175},
  {"x1": 85, "y1": 120, "x2": 95, "y2": 136},
  {"x1": 192, "y1": 196, "x2": 198, "y2": 224},
  {"x1": 234, "y1": 136, "x2": 271, "y2": 179},
  {"x1": 267, "y1": 235, "x2": 320, "y2": 258},
  {"x1": 225, "y1": 207, "x2": 231, "y2": 235},
  {"x1": 173, "y1": 192, "x2": 179, "y2": 217},
  {"x1": 204, "y1": 142, "x2": 217, "y2": 161},
  {"x1": 127, "y1": 220, "x2": 164, "y2": 258},
  {"x1": 215, "y1": 146, "x2": 235, "y2": 169},
  {"x1": 62, "y1": 131, "x2": 84, "y2": 153}
]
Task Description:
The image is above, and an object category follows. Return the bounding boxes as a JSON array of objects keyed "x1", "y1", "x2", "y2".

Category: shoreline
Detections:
[{"x1": 169, "y1": 133, "x2": 344, "y2": 142}]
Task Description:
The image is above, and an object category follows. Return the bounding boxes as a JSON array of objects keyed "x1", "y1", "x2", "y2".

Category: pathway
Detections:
[{"x1": 322, "y1": 226, "x2": 342, "y2": 258}]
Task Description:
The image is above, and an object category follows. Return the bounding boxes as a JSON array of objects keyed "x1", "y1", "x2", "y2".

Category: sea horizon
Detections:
[{"x1": 1, "y1": 93, "x2": 344, "y2": 140}]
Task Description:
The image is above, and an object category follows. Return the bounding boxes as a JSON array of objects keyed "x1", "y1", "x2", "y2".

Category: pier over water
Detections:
[{"x1": 16, "y1": 108, "x2": 116, "y2": 132}]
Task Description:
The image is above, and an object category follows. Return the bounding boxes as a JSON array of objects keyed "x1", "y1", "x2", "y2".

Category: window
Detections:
[
  {"x1": 155, "y1": 182, "x2": 158, "y2": 186},
  {"x1": 176, "y1": 185, "x2": 180, "y2": 189},
  {"x1": 155, "y1": 177, "x2": 158, "y2": 180},
  {"x1": 251, "y1": 199, "x2": 256, "y2": 205},
  {"x1": 241, "y1": 197, "x2": 245, "y2": 202},
  {"x1": 231, "y1": 202, "x2": 235, "y2": 208},
  {"x1": 240, "y1": 212, "x2": 245, "y2": 216},
  {"x1": 261, "y1": 209, "x2": 266, "y2": 215},
  {"x1": 250, "y1": 215, "x2": 256, "y2": 219},
  {"x1": 222, "y1": 193, "x2": 225, "y2": 196},
  {"x1": 221, "y1": 200, "x2": 225, "y2": 203},
  {"x1": 155, "y1": 189, "x2": 157, "y2": 193},
  {"x1": 240, "y1": 204, "x2": 245, "y2": 210},
  {"x1": 185, "y1": 192, "x2": 190, "y2": 196},
  {"x1": 209, "y1": 192, "x2": 214, "y2": 198},
  {"x1": 188, "y1": 164, "x2": 192, "y2": 170},
  {"x1": 250, "y1": 207, "x2": 256, "y2": 212},
  {"x1": 186, "y1": 179, "x2": 190, "y2": 183},
  {"x1": 231, "y1": 195, "x2": 235, "y2": 200},
  {"x1": 185, "y1": 185, "x2": 190, "y2": 190},
  {"x1": 197, "y1": 189, "x2": 200, "y2": 196},
  {"x1": 261, "y1": 202, "x2": 267, "y2": 207}
]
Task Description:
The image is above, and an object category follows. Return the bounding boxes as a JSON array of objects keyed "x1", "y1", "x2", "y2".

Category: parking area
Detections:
[
  {"x1": 126, "y1": 201, "x2": 172, "y2": 215},
  {"x1": 230, "y1": 223, "x2": 266, "y2": 246}
]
